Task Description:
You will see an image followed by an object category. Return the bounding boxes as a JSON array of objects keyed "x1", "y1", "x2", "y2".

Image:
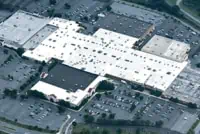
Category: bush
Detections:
[
  {"x1": 106, "y1": 6, "x2": 112, "y2": 11},
  {"x1": 64, "y1": 3, "x2": 71, "y2": 9},
  {"x1": 49, "y1": 0, "x2": 56, "y2": 5},
  {"x1": 72, "y1": 121, "x2": 77, "y2": 127},
  {"x1": 3, "y1": 89, "x2": 17, "y2": 99},
  {"x1": 16, "y1": 48, "x2": 25, "y2": 56},
  {"x1": 27, "y1": 90, "x2": 47, "y2": 100},
  {"x1": 150, "y1": 90, "x2": 162, "y2": 97},
  {"x1": 57, "y1": 106, "x2": 65, "y2": 114},
  {"x1": 108, "y1": 113, "x2": 115, "y2": 119},
  {"x1": 101, "y1": 113, "x2": 107, "y2": 119},
  {"x1": 95, "y1": 94, "x2": 101, "y2": 100},
  {"x1": 135, "y1": 92, "x2": 140, "y2": 98},
  {"x1": 47, "y1": 9, "x2": 55, "y2": 17},
  {"x1": 54, "y1": 13, "x2": 62, "y2": 18},
  {"x1": 196, "y1": 63, "x2": 200, "y2": 68},
  {"x1": 3, "y1": 49, "x2": 8, "y2": 54},
  {"x1": 169, "y1": 97, "x2": 179, "y2": 103},
  {"x1": 102, "y1": 129, "x2": 109, "y2": 134},
  {"x1": 129, "y1": 104, "x2": 136, "y2": 112},
  {"x1": 83, "y1": 114, "x2": 94, "y2": 123},
  {"x1": 155, "y1": 120, "x2": 164, "y2": 127},
  {"x1": 187, "y1": 102, "x2": 197, "y2": 109},
  {"x1": 57, "y1": 99, "x2": 70, "y2": 107}
]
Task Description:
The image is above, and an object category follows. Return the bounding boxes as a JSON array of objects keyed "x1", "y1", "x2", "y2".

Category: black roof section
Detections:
[
  {"x1": 42, "y1": 63, "x2": 98, "y2": 92},
  {"x1": 94, "y1": 13, "x2": 152, "y2": 38}
]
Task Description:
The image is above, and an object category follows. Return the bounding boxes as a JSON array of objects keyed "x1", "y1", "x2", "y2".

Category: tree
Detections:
[
  {"x1": 27, "y1": 90, "x2": 46, "y2": 99},
  {"x1": 64, "y1": 3, "x2": 71, "y2": 9},
  {"x1": 72, "y1": 121, "x2": 77, "y2": 127},
  {"x1": 150, "y1": 90, "x2": 162, "y2": 97},
  {"x1": 135, "y1": 92, "x2": 140, "y2": 98},
  {"x1": 46, "y1": 125, "x2": 49, "y2": 129},
  {"x1": 95, "y1": 94, "x2": 101, "y2": 100},
  {"x1": 136, "y1": 128, "x2": 141, "y2": 134},
  {"x1": 187, "y1": 102, "x2": 197, "y2": 109},
  {"x1": 83, "y1": 114, "x2": 94, "y2": 123},
  {"x1": 102, "y1": 129, "x2": 109, "y2": 134},
  {"x1": 108, "y1": 113, "x2": 115, "y2": 119},
  {"x1": 116, "y1": 128, "x2": 122, "y2": 134},
  {"x1": 169, "y1": 97, "x2": 179, "y2": 103},
  {"x1": 172, "y1": 5, "x2": 180, "y2": 13},
  {"x1": 54, "y1": 13, "x2": 62, "y2": 17},
  {"x1": 49, "y1": 0, "x2": 56, "y2": 5},
  {"x1": 81, "y1": 128, "x2": 91, "y2": 134},
  {"x1": 47, "y1": 9, "x2": 55, "y2": 17},
  {"x1": 139, "y1": 96, "x2": 144, "y2": 100},
  {"x1": 93, "y1": 26, "x2": 99, "y2": 32},
  {"x1": 3, "y1": 49, "x2": 8, "y2": 54},
  {"x1": 155, "y1": 120, "x2": 164, "y2": 127},
  {"x1": 41, "y1": 61, "x2": 46, "y2": 66},
  {"x1": 58, "y1": 99, "x2": 70, "y2": 107},
  {"x1": 106, "y1": 6, "x2": 112, "y2": 11},
  {"x1": 38, "y1": 65, "x2": 43, "y2": 72},
  {"x1": 82, "y1": 16, "x2": 89, "y2": 22},
  {"x1": 96, "y1": 80, "x2": 115, "y2": 91},
  {"x1": 92, "y1": 130, "x2": 100, "y2": 134},
  {"x1": 16, "y1": 48, "x2": 25, "y2": 56},
  {"x1": 101, "y1": 113, "x2": 107, "y2": 118},
  {"x1": 129, "y1": 104, "x2": 136, "y2": 112},
  {"x1": 57, "y1": 106, "x2": 65, "y2": 114},
  {"x1": 196, "y1": 63, "x2": 200, "y2": 68},
  {"x1": 3, "y1": 89, "x2": 17, "y2": 99},
  {"x1": 20, "y1": 94, "x2": 26, "y2": 100}
]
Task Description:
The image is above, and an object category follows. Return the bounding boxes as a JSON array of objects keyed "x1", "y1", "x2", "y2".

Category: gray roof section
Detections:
[
  {"x1": 0, "y1": 10, "x2": 50, "y2": 47},
  {"x1": 23, "y1": 24, "x2": 57, "y2": 50}
]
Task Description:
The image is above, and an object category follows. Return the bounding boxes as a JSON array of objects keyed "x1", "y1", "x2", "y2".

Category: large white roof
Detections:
[
  {"x1": 24, "y1": 18, "x2": 188, "y2": 91},
  {"x1": 31, "y1": 81, "x2": 88, "y2": 106}
]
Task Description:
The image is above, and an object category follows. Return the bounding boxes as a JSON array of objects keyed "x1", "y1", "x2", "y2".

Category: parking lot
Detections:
[
  {"x1": 81, "y1": 82, "x2": 197, "y2": 131},
  {"x1": 110, "y1": 1, "x2": 166, "y2": 26},
  {"x1": 0, "y1": 97, "x2": 68, "y2": 131},
  {"x1": 0, "y1": 47, "x2": 39, "y2": 92},
  {"x1": 154, "y1": 17, "x2": 200, "y2": 57},
  {"x1": 63, "y1": 0, "x2": 109, "y2": 21},
  {"x1": 1, "y1": 0, "x2": 110, "y2": 22}
]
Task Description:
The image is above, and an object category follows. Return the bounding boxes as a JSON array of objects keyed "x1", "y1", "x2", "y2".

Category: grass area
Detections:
[
  {"x1": 187, "y1": 120, "x2": 200, "y2": 134},
  {"x1": 73, "y1": 124, "x2": 127, "y2": 134},
  {"x1": 2, "y1": 125, "x2": 15, "y2": 131},
  {"x1": 179, "y1": 1, "x2": 200, "y2": 20},
  {"x1": 123, "y1": 0, "x2": 177, "y2": 6},
  {"x1": 0, "y1": 131, "x2": 9, "y2": 134},
  {"x1": 72, "y1": 124, "x2": 158, "y2": 134},
  {"x1": 0, "y1": 117, "x2": 57, "y2": 134},
  {"x1": 165, "y1": 0, "x2": 177, "y2": 6}
]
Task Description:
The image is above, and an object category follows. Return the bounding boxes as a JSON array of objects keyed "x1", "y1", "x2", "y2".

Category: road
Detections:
[
  {"x1": 65, "y1": 119, "x2": 76, "y2": 134},
  {"x1": 57, "y1": 115, "x2": 71, "y2": 134},
  {"x1": 0, "y1": 120, "x2": 49, "y2": 134}
]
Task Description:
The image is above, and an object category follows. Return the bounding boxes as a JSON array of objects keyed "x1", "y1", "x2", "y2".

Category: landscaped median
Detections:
[
  {"x1": 0, "y1": 116, "x2": 57, "y2": 134},
  {"x1": 187, "y1": 120, "x2": 200, "y2": 134},
  {"x1": 0, "y1": 130, "x2": 9, "y2": 134}
]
